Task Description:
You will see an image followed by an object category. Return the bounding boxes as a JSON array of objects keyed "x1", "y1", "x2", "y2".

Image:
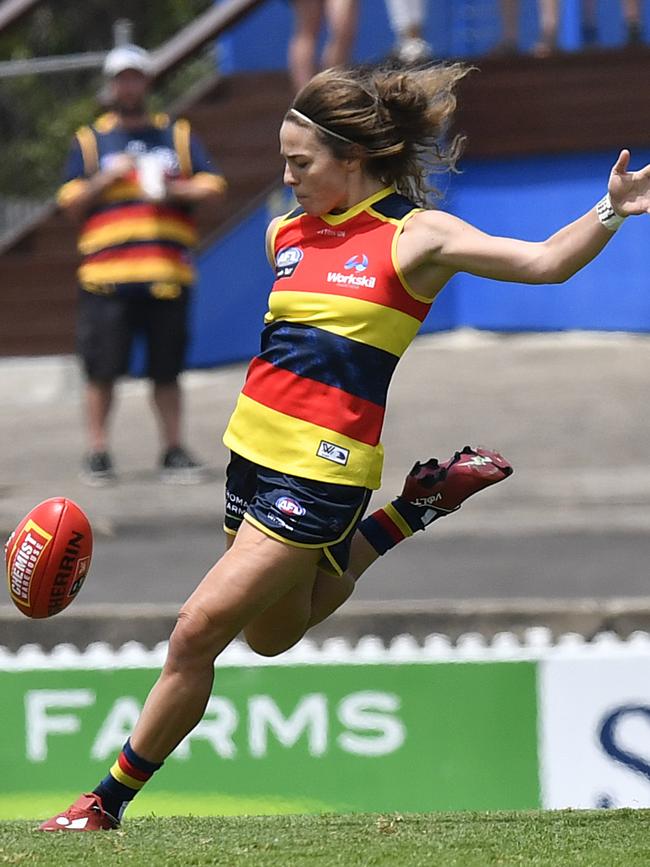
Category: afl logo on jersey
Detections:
[
  {"x1": 275, "y1": 496, "x2": 306, "y2": 517},
  {"x1": 275, "y1": 246, "x2": 303, "y2": 278},
  {"x1": 344, "y1": 253, "x2": 369, "y2": 273}
]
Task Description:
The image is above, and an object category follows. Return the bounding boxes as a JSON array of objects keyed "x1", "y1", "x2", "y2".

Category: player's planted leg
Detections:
[{"x1": 39, "y1": 524, "x2": 321, "y2": 831}]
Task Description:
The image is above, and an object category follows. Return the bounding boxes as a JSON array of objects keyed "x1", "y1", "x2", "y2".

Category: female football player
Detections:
[{"x1": 41, "y1": 62, "x2": 650, "y2": 830}]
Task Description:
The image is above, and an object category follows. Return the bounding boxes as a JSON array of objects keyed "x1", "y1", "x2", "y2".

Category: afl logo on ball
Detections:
[
  {"x1": 274, "y1": 496, "x2": 306, "y2": 517},
  {"x1": 275, "y1": 246, "x2": 303, "y2": 279}
]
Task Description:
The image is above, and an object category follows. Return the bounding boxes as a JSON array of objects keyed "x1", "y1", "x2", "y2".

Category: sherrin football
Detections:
[{"x1": 5, "y1": 497, "x2": 92, "y2": 618}]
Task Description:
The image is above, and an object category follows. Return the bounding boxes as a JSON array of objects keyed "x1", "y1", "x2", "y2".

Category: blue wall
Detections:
[
  {"x1": 179, "y1": 2, "x2": 650, "y2": 370},
  {"x1": 215, "y1": 0, "x2": 650, "y2": 72},
  {"x1": 187, "y1": 149, "x2": 650, "y2": 369}
]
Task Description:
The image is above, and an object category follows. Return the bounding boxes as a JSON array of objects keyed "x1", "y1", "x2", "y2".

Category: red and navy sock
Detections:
[
  {"x1": 93, "y1": 738, "x2": 163, "y2": 822},
  {"x1": 359, "y1": 497, "x2": 436, "y2": 555}
]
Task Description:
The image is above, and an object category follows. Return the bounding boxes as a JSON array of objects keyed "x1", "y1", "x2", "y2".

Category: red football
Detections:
[{"x1": 5, "y1": 497, "x2": 93, "y2": 619}]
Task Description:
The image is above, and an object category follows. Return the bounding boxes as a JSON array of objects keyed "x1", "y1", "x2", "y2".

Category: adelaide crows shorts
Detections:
[{"x1": 224, "y1": 452, "x2": 371, "y2": 575}]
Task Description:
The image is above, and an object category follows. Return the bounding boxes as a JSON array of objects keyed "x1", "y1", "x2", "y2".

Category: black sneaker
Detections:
[
  {"x1": 159, "y1": 446, "x2": 205, "y2": 484},
  {"x1": 81, "y1": 451, "x2": 116, "y2": 486}
]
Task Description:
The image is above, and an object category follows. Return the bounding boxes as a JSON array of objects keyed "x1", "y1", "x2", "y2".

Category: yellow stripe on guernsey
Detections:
[
  {"x1": 79, "y1": 260, "x2": 194, "y2": 285},
  {"x1": 102, "y1": 181, "x2": 145, "y2": 202},
  {"x1": 79, "y1": 218, "x2": 197, "y2": 255},
  {"x1": 223, "y1": 392, "x2": 384, "y2": 489},
  {"x1": 57, "y1": 178, "x2": 89, "y2": 208},
  {"x1": 265, "y1": 291, "x2": 422, "y2": 357},
  {"x1": 110, "y1": 760, "x2": 146, "y2": 790},
  {"x1": 75, "y1": 126, "x2": 99, "y2": 175},
  {"x1": 192, "y1": 172, "x2": 228, "y2": 194}
]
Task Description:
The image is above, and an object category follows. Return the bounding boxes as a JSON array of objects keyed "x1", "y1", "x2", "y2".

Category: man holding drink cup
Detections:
[{"x1": 58, "y1": 44, "x2": 227, "y2": 485}]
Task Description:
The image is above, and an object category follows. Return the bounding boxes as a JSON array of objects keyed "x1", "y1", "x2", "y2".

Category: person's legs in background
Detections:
[
  {"x1": 384, "y1": 0, "x2": 432, "y2": 64},
  {"x1": 493, "y1": 0, "x2": 520, "y2": 54},
  {"x1": 322, "y1": 0, "x2": 359, "y2": 69},
  {"x1": 288, "y1": 0, "x2": 358, "y2": 93},
  {"x1": 580, "y1": 0, "x2": 598, "y2": 46},
  {"x1": 83, "y1": 380, "x2": 116, "y2": 482},
  {"x1": 77, "y1": 290, "x2": 132, "y2": 485},
  {"x1": 533, "y1": 0, "x2": 559, "y2": 56},
  {"x1": 288, "y1": 0, "x2": 325, "y2": 92},
  {"x1": 622, "y1": 0, "x2": 643, "y2": 44},
  {"x1": 145, "y1": 289, "x2": 205, "y2": 483}
]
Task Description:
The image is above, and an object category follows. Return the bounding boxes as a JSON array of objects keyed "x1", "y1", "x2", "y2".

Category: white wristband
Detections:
[{"x1": 596, "y1": 193, "x2": 626, "y2": 232}]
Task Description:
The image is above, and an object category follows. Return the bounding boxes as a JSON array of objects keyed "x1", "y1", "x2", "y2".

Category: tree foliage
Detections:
[{"x1": 0, "y1": 0, "x2": 212, "y2": 199}]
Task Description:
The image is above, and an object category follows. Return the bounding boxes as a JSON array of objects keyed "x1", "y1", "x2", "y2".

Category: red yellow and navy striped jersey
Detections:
[
  {"x1": 57, "y1": 112, "x2": 226, "y2": 290},
  {"x1": 223, "y1": 186, "x2": 432, "y2": 489}
]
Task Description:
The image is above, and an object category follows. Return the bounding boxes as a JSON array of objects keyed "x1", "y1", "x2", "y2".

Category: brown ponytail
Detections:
[{"x1": 289, "y1": 64, "x2": 471, "y2": 205}]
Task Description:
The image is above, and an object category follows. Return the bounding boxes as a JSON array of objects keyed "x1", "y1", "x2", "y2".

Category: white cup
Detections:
[{"x1": 137, "y1": 152, "x2": 166, "y2": 201}]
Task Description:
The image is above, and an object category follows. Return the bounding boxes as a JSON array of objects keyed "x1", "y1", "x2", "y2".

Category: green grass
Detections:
[
  {"x1": 0, "y1": 792, "x2": 328, "y2": 820},
  {"x1": 2, "y1": 811, "x2": 650, "y2": 866}
]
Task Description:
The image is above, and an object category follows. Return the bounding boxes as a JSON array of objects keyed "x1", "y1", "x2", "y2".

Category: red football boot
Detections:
[
  {"x1": 400, "y1": 445, "x2": 513, "y2": 527},
  {"x1": 38, "y1": 793, "x2": 119, "y2": 832}
]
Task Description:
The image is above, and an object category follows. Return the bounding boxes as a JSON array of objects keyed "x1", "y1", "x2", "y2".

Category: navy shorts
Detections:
[{"x1": 224, "y1": 452, "x2": 371, "y2": 575}]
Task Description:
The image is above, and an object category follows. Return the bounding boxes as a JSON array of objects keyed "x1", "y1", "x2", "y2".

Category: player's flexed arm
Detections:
[{"x1": 399, "y1": 149, "x2": 650, "y2": 300}]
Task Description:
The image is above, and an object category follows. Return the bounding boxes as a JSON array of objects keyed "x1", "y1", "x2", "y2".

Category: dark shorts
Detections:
[
  {"x1": 224, "y1": 452, "x2": 371, "y2": 576},
  {"x1": 77, "y1": 285, "x2": 190, "y2": 384}
]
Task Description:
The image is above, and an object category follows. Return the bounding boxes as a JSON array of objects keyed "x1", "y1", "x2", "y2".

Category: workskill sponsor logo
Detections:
[{"x1": 327, "y1": 253, "x2": 375, "y2": 288}]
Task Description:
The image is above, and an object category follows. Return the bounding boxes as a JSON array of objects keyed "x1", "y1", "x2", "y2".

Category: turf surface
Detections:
[{"x1": 2, "y1": 811, "x2": 650, "y2": 866}]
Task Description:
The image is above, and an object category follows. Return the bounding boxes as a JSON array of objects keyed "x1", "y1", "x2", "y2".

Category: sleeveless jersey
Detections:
[
  {"x1": 57, "y1": 112, "x2": 225, "y2": 289},
  {"x1": 223, "y1": 187, "x2": 432, "y2": 490}
]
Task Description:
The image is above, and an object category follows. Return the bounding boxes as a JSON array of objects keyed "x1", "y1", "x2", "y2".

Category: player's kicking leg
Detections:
[{"x1": 307, "y1": 446, "x2": 513, "y2": 627}]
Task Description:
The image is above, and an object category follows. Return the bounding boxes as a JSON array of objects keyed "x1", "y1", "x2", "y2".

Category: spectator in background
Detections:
[
  {"x1": 495, "y1": 0, "x2": 643, "y2": 57},
  {"x1": 385, "y1": 0, "x2": 433, "y2": 64},
  {"x1": 288, "y1": 0, "x2": 359, "y2": 92},
  {"x1": 494, "y1": 0, "x2": 557, "y2": 55},
  {"x1": 580, "y1": 0, "x2": 643, "y2": 47},
  {"x1": 57, "y1": 44, "x2": 227, "y2": 486}
]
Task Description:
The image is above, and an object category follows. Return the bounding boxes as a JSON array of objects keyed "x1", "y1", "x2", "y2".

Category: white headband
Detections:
[{"x1": 289, "y1": 108, "x2": 357, "y2": 146}]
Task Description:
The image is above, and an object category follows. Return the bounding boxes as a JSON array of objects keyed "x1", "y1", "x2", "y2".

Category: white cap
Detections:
[{"x1": 103, "y1": 44, "x2": 152, "y2": 78}]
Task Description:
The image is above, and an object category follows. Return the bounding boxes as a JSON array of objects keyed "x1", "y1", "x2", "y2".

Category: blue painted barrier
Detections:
[{"x1": 184, "y1": 148, "x2": 650, "y2": 370}]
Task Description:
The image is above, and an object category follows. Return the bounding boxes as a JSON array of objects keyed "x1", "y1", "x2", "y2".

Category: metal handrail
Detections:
[
  {"x1": 0, "y1": 0, "x2": 271, "y2": 253},
  {"x1": 0, "y1": 0, "x2": 42, "y2": 33},
  {"x1": 0, "y1": 0, "x2": 267, "y2": 79}
]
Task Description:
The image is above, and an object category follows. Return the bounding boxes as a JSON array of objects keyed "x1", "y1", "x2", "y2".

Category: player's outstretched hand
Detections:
[{"x1": 608, "y1": 149, "x2": 650, "y2": 217}]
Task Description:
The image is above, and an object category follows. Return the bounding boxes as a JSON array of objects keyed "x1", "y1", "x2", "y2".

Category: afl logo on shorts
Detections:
[
  {"x1": 275, "y1": 246, "x2": 303, "y2": 279},
  {"x1": 275, "y1": 496, "x2": 306, "y2": 517}
]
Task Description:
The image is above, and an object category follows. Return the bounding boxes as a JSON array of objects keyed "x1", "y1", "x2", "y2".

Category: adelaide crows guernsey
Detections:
[{"x1": 223, "y1": 187, "x2": 432, "y2": 489}]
